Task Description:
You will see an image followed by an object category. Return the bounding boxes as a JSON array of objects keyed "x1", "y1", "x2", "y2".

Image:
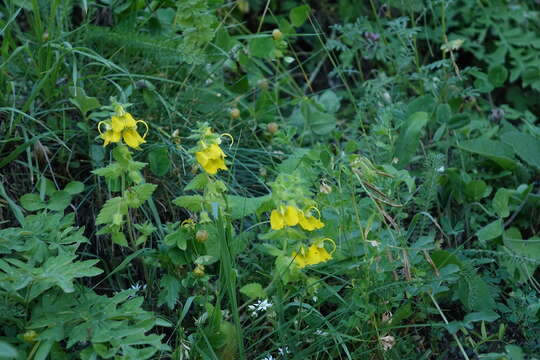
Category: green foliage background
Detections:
[{"x1": 1, "y1": 0, "x2": 540, "y2": 359}]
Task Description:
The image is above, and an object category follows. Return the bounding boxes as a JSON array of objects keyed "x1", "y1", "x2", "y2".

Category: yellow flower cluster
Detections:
[
  {"x1": 292, "y1": 238, "x2": 335, "y2": 268},
  {"x1": 99, "y1": 110, "x2": 148, "y2": 149},
  {"x1": 270, "y1": 205, "x2": 324, "y2": 231},
  {"x1": 195, "y1": 143, "x2": 228, "y2": 175}
]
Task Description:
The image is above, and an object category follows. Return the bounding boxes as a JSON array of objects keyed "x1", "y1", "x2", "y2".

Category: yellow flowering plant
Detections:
[
  {"x1": 98, "y1": 103, "x2": 148, "y2": 149},
  {"x1": 92, "y1": 101, "x2": 156, "y2": 248}
]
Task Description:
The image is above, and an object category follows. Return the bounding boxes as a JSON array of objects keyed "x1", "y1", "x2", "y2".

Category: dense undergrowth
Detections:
[{"x1": 1, "y1": 0, "x2": 540, "y2": 359}]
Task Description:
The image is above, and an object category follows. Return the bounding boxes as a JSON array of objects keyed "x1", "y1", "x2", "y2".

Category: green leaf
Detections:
[
  {"x1": 476, "y1": 219, "x2": 503, "y2": 243},
  {"x1": 111, "y1": 231, "x2": 129, "y2": 247},
  {"x1": 318, "y1": 90, "x2": 340, "y2": 113},
  {"x1": 69, "y1": 86, "x2": 101, "y2": 115},
  {"x1": 505, "y1": 345, "x2": 524, "y2": 360},
  {"x1": 492, "y1": 188, "x2": 510, "y2": 218},
  {"x1": 194, "y1": 255, "x2": 218, "y2": 265},
  {"x1": 240, "y1": 282, "x2": 266, "y2": 299},
  {"x1": 184, "y1": 173, "x2": 209, "y2": 191},
  {"x1": 96, "y1": 197, "x2": 128, "y2": 225},
  {"x1": 500, "y1": 131, "x2": 540, "y2": 170},
  {"x1": 0, "y1": 341, "x2": 17, "y2": 358},
  {"x1": 20, "y1": 193, "x2": 46, "y2": 211},
  {"x1": 463, "y1": 311, "x2": 499, "y2": 323},
  {"x1": 457, "y1": 274, "x2": 495, "y2": 312},
  {"x1": 289, "y1": 5, "x2": 310, "y2": 27},
  {"x1": 465, "y1": 180, "x2": 491, "y2": 201},
  {"x1": 47, "y1": 190, "x2": 72, "y2": 211},
  {"x1": 488, "y1": 65, "x2": 508, "y2": 87},
  {"x1": 148, "y1": 147, "x2": 170, "y2": 176},
  {"x1": 158, "y1": 275, "x2": 182, "y2": 310},
  {"x1": 92, "y1": 163, "x2": 123, "y2": 180},
  {"x1": 300, "y1": 102, "x2": 336, "y2": 136},
  {"x1": 248, "y1": 37, "x2": 274, "y2": 58},
  {"x1": 394, "y1": 112, "x2": 429, "y2": 168},
  {"x1": 458, "y1": 138, "x2": 517, "y2": 169},
  {"x1": 226, "y1": 195, "x2": 270, "y2": 220},
  {"x1": 125, "y1": 184, "x2": 157, "y2": 208},
  {"x1": 436, "y1": 103, "x2": 451, "y2": 123},
  {"x1": 172, "y1": 195, "x2": 205, "y2": 211},
  {"x1": 64, "y1": 181, "x2": 84, "y2": 195},
  {"x1": 164, "y1": 229, "x2": 188, "y2": 250}
]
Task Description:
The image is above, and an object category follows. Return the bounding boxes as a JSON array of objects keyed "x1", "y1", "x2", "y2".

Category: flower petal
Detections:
[
  {"x1": 270, "y1": 210, "x2": 285, "y2": 230},
  {"x1": 284, "y1": 205, "x2": 299, "y2": 226},
  {"x1": 298, "y1": 212, "x2": 315, "y2": 231},
  {"x1": 123, "y1": 128, "x2": 145, "y2": 149},
  {"x1": 102, "y1": 130, "x2": 121, "y2": 147},
  {"x1": 111, "y1": 116, "x2": 125, "y2": 133},
  {"x1": 123, "y1": 113, "x2": 137, "y2": 128},
  {"x1": 292, "y1": 251, "x2": 309, "y2": 268},
  {"x1": 196, "y1": 151, "x2": 209, "y2": 167},
  {"x1": 207, "y1": 143, "x2": 226, "y2": 159}
]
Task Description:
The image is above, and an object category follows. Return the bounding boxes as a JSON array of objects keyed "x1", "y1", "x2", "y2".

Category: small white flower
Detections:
[
  {"x1": 278, "y1": 347, "x2": 290, "y2": 356},
  {"x1": 380, "y1": 335, "x2": 395, "y2": 351},
  {"x1": 262, "y1": 355, "x2": 275, "y2": 360},
  {"x1": 315, "y1": 329, "x2": 328, "y2": 336},
  {"x1": 248, "y1": 299, "x2": 273, "y2": 316},
  {"x1": 437, "y1": 166, "x2": 445, "y2": 173}
]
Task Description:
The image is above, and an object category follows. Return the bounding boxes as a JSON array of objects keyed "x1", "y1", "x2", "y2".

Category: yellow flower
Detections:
[
  {"x1": 195, "y1": 143, "x2": 228, "y2": 175},
  {"x1": 270, "y1": 205, "x2": 300, "y2": 230},
  {"x1": 298, "y1": 208, "x2": 324, "y2": 231},
  {"x1": 292, "y1": 238, "x2": 335, "y2": 269},
  {"x1": 98, "y1": 112, "x2": 148, "y2": 149}
]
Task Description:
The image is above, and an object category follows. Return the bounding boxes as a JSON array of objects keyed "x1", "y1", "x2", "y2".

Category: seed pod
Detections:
[
  {"x1": 267, "y1": 122, "x2": 279, "y2": 134},
  {"x1": 196, "y1": 229, "x2": 208, "y2": 243},
  {"x1": 272, "y1": 29, "x2": 282, "y2": 41},
  {"x1": 230, "y1": 108, "x2": 240, "y2": 119}
]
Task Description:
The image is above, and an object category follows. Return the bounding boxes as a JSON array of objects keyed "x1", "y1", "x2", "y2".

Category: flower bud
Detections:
[
  {"x1": 272, "y1": 29, "x2": 282, "y2": 41},
  {"x1": 23, "y1": 330, "x2": 38, "y2": 342},
  {"x1": 319, "y1": 182, "x2": 332, "y2": 194},
  {"x1": 267, "y1": 122, "x2": 279, "y2": 134},
  {"x1": 196, "y1": 229, "x2": 208, "y2": 243},
  {"x1": 257, "y1": 78, "x2": 269, "y2": 90},
  {"x1": 42, "y1": 32, "x2": 49, "y2": 42},
  {"x1": 230, "y1": 107, "x2": 240, "y2": 119},
  {"x1": 193, "y1": 264, "x2": 205, "y2": 277}
]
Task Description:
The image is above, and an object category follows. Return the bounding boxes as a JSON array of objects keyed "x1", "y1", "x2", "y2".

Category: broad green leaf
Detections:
[
  {"x1": 249, "y1": 37, "x2": 274, "y2": 58},
  {"x1": 492, "y1": 188, "x2": 510, "y2": 218},
  {"x1": 148, "y1": 147, "x2": 170, "y2": 176},
  {"x1": 465, "y1": 180, "x2": 491, "y2": 201},
  {"x1": 194, "y1": 255, "x2": 218, "y2": 265},
  {"x1": 476, "y1": 219, "x2": 503, "y2": 242},
  {"x1": 488, "y1": 65, "x2": 508, "y2": 87},
  {"x1": 458, "y1": 138, "x2": 517, "y2": 169},
  {"x1": 69, "y1": 86, "x2": 101, "y2": 115},
  {"x1": 64, "y1": 181, "x2": 84, "y2": 195},
  {"x1": 500, "y1": 131, "x2": 540, "y2": 170},
  {"x1": 436, "y1": 103, "x2": 452, "y2": 123},
  {"x1": 158, "y1": 275, "x2": 182, "y2": 310},
  {"x1": 457, "y1": 274, "x2": 495, "y2": 312},
  {"x1": 394, "y1": 112, "x2": 429, "y2": 168},
  {"x1": 20, "y1": 193, "x2": 46, "y2": 211},
  {"x1": 463, "y1": 311, "x2": 499, "y2": 323},
  {"x1": 0, "y1": 341, "x2": 17, "y2": 358},
  {"x1": 289, "y1": 5, "x2": 310, "y2": 27},
  {"x1": 318, "y1": 90, "x2": 340, "y2": 113},
  {"x1": 164, "y1": 229, "x2": 188, "y2": 250},
  {"x1": 240, "y1": 283, "x2": 266, "y2": 299},
  {"x1": 226, "y1": 195, "x2": 270, "y2": 220},
  {"x1": 47, "y1": 190, "x2": 72, "y2": 211}
]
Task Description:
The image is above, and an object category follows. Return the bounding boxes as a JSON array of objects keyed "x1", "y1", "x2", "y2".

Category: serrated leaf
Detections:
[
  {"x1": 172, "y1": 195, "x2": 205, "y2": 211},
  {"x1": 158, "y1": 275, "x2": 182, "y2": 310},
  {"x1": 394, "y1": 112, "x2": 429, "y2": 168},
  {"x1": 96, "y1": 197, "x2": 128, "y2": 225},
  {"x1": 92, "y1": 163, "x2": 123, "y2": 180},
  {"x1": 125, "y1": 184, "x2": 157, "y2": 208},
  {"x1": 184, "y1": 173, "x2": 209, "y2": 191},
  {"x1": 164, "y1": 229, "x2": 188, "y2": 250}
]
